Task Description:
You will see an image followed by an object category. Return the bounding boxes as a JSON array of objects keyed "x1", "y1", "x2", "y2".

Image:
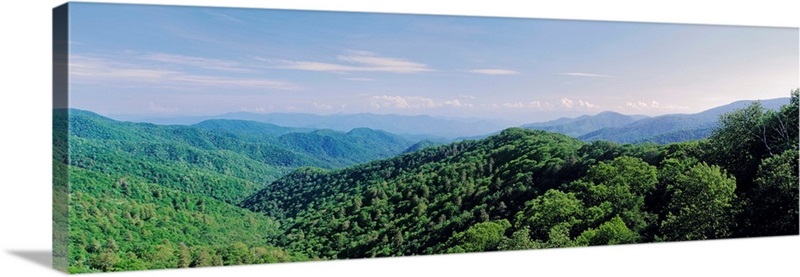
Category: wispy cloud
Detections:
[
  {"x1": 458, "y1": 94, "x2": 476, "y2": 99},
  {"x1": 561, "y1": 98, "x2": 600, "y2": 109},
  {"x1": 274, "y1": 51, "x2": 433, "y2": 74},
  {"x1": 625, "y1": 100, "x2": 688, "y2": 111},
  {"x1": 442, "y1": 99, "x2": 473, "y2": 108},
  {"x1": 343, "y1": 77, "x2": 375, "y2": 81},
  {"x1": 370, "y1": 95, "x2": 436, "y2": 109},
  {"x1": 205, "y1": 11, "x2": 246, "y2": 24},
  {"x1": 560, "y1": 72, "x2": 613, "y2": 78},
  {"x1": 148, "y1": 102, "x2": 177, "y2": 113},
  {"x1": 469, "y1": 69, "x2": 520, "y2": 75},
  {"x1": 369, "y1": 95, "x2": 473, "y2": 109},
  {"x1": 140, "y1": 53, "x2": 252, "y2": 72},
  {"x1": 312, "y1": 102, "x2": 333, "y2": 110},
  {"x1": 492, "y1": 101, "x2": 550, "y2": 110},
  {"x1": 69, "y1": 55, "x2": 300, "y2": 90}
]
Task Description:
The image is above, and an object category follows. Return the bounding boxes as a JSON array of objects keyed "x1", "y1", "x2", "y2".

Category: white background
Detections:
[{"x1": 0, "y1": 0, "x2": 798, "y2": 276}]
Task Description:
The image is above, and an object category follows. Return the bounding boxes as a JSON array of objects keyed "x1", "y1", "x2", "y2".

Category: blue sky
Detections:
[{"x1": 67, "y1": 3, "x2": 798, "y2": 123}]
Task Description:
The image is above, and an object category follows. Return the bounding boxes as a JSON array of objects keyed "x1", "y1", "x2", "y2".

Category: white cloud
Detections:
[
  {"x1": 493, "y1": 101, "x2": 548, "y2": 110},
  {"x1": 140, "y1": 53, "x2": 252, "y2": 72},
  {"x1": 148, "y1": 102, "x2": 177, "y2": 113},
  {"x1": 561, "y1": 98, "x2": 599, "y2": 109},
  {"x1": 370, "y1": 95, "x2": 474, "y2": 109},
  {"x1": 458, "y1": 94, "x2": 476, "y2": 99},
  {"x1": 469, "y1": 69, "x2": 520, "y2": 75},
  {"x1": 240, "y1": 107, "x2": 267, "y2": 113},
  {"x1": 274, "y1": 51, "x2": 433, "y2": 73},
  {"x1": 313, "y1": 102, "x2": 333, "y2": 110},
  {"x1": 69, "y1": 55, "x2": 299, "y2": 90},
  {"x1": 343, "y1": 77, "x2": 374, "y2": 81},
  {"x1": 370, "y1": 95, "x2": 436, "y2": 109},
  {"x1": 442, "y1": 99, "x2": 473, "y2": 107},
  {"x1": 626, "y1": 100, "x2": 688, "y2": 111},
  {"x1": 561, "y1": 98, "x2": 575, "y2": 108},
  {"x1": 205, "y1": 11, "x2": 246, "y2": 24},
  {"x1": 560, "y1": 72, "x2": 613, "y2": 78}
]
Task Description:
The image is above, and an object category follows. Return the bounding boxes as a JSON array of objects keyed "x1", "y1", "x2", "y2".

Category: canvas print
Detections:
[{"x1": 53, "y1": 2, "x2": 799, "y2": 273}]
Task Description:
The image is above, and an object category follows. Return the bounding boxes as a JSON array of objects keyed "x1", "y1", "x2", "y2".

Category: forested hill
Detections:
[
  {"x1": 242, "y1": 91, "x2": 798, "y2": 260},
  {"x1": 63, "y1": 162, "x2": 308, "y2": 273},
  {"x1": 65, "y1": 109, "x2": 416, "y2": 203}
]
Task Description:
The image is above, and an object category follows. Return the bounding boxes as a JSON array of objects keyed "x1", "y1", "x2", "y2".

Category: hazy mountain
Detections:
[
  {"x1": 113, "y1": 112, "x2": 507, "y2": 139},
  {"x1": 522, "y1": 111, "x2": 649, "y2": 137},
  {"x1": 192, "y1": 119, "x2": 314, "y2": 138},
  {"x1": 579, "y1": 98, "x2": 789, "y2": 144}
]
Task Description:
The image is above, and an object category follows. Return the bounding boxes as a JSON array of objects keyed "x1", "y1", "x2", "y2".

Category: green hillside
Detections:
[
  {"x1": 65, "y1": 109, "x2": 415, "y2": 203},
  {"x1": 65, "y1": 164, "x2": 308, "y2": 273},
  {"x1": 60, "y1": 90, "x2": 798, "y2": 272},
  {"x1": 242, "y1": 90, "x2": 798, "y2": 260},
  {"x1": 241, "y1": 129, "x2": 666, "y2": 258}
]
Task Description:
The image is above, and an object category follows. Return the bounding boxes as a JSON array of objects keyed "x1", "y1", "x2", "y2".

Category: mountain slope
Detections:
[
  {"x1": 66, "y1": 109, "x2": 416, "y2": 203},
  {"x1": 64, "y1": 163, "x2": 307, "y2": 273},
  {"x1": 241, "y1": 128, "x2": 667, "y2": 258}
]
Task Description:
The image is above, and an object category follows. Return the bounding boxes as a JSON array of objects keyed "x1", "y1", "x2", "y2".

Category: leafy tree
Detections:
[
  {"x1": 660, "y1": 163, "x2": 737, "y2": 240},
  {"x1": 576, "y1": 216, "x2": 639, "y2": 246},
  {"x1": 445, "y1": 220, "x2": 511, "y2": 253},
  {"x1": 516, "y1": 190, "x2": 584, "y2": 241},
  {"x1": 498, "y1": 227, "x2": 541, "y2": 251},
  {"x1": 745, "y1": 149, "x2": 799, "y2": 236}
]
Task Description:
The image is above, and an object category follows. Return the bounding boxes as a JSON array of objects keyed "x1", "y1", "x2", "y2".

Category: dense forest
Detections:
[{"x1": 57, "y1": 90, "x2": 799, "y2": 273}]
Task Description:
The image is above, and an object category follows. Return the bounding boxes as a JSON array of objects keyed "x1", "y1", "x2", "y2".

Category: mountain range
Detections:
[
  {"x1": 64, "y1": 109, "x2": 418, "y2": 203},
  {"x1": 113, "y1": 112, "x2": 507, "y2": 139},
  {"x1": 524, "y1": 98, "x2": 789, "y2": 144},
  {"x1": 57, "y1": 90, "x2": 800, "y2": 273}
]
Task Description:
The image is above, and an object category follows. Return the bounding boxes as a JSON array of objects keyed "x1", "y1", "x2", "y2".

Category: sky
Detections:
[{"x1": 67, "y1": 2, "x2": 799, "y2": 123}]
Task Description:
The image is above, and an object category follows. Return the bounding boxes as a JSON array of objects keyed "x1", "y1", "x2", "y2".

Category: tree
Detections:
[
  {"x1": 745, "y1": 149, "x2": 799, "y2": 236},
  {"x1": 576, "y1": 156, "x2": 658, "y2": 232},
  {"x1": 516, "y1": 190, "x2": 584, "y2": 241},
  {"x1": 220, "y1": 242, "x2": 252, "y2": 265},
  {"x1": 576, "y1": 216, "x2": 639, "y2": 246},
  {"x1": 190, "y1": 247, "x2": 214, "y2": 268},
  {"x1": 498, "y1": 227, "x2": 541, "y2": 251},
  {"x1": 445, "y1": 220, "x2": 511, "y2": 253},
  {"x1": 177, "y1": 243, "x2": 191, "y2": 268},
  {"x1": 89, "y1": 250, "x2": 120, "y2": 272},
  {"x1": 660, "y1": 163, "x2": 737, "y2": 240}
]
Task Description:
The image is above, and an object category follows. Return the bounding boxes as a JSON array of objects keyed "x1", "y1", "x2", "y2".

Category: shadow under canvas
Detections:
[{"x1": 7, "y1": 250, "x2": 53, "y2": 269}]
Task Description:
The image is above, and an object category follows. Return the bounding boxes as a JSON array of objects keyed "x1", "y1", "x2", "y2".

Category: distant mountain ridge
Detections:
[
  {"x1": 114, "y1": 112, "x2": 507, "y2": 139},
  {"x1": 517, "y1": 97, "x2": 789, "y2": 144},
  {"x1": 522, "y1": 111, "x2": 648, "y2": 137},
  {"x1": 577, "y1": 98, "x2": 789, "y2": 144}
]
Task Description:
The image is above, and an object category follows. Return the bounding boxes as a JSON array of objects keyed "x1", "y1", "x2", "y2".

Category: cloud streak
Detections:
[
  {"x1": 625, "y1": 100, "x2": 688, "y2": 111},
  {"x1": 469, "y1": 69, "x2": 520, "y2": 75},
  {"x1": 560, "y1": 72, "x2": 613, "y2": 78},
  {"x1": 369, "y1": 95, "x2": 473, "y2": 109},
  {"x1": 561, "y1": 98, "x2": 600, "y2": 109},
  {"x1": 69, "y1": 55, "x2": 300, "y2": 90},
  {"x1": 140, "y1": 53, "x2": 253, "y2": 72},
  {"x1": 274, "y1": 51, "x2": 433, "y2": 74}
]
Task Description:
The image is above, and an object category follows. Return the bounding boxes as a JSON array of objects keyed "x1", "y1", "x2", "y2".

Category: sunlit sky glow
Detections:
[{"x1": 67, "y1": 3, "x2": 799, "y2": 123}]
